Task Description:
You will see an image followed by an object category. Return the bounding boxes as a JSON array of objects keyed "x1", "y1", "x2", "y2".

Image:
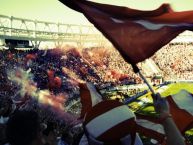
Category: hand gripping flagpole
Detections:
[{"x1": 132, "y1": 64, "x2": 156, "y2": 96}]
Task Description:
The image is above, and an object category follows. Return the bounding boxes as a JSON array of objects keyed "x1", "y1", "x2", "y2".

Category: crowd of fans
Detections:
[
  {"x1": 0, "y1": 43, "x2": 193, "y2": 145},
  {"x1": 153, "y1": 43, "x2": 193, "y2": 80}
]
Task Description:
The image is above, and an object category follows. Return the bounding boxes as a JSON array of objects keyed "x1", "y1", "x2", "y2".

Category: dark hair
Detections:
[
  {"x1": 0, "y1": 96, "x2": 13, "y2": 117},
  {"x1": 6, "y1": 110, "x2": 40, "y2": 145},
  {"x1": 42, "y1": 122, "x2": 56, "y2": 136}
]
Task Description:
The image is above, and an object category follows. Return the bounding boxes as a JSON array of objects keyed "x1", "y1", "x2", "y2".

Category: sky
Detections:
[{"x1": 0, "y1": 0, "x2": 193, "y2": 25}]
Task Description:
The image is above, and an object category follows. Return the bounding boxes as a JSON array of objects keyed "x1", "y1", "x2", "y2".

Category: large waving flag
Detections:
[{"x1": 59, "y1": 0, "x2": 193, "y2": 71}]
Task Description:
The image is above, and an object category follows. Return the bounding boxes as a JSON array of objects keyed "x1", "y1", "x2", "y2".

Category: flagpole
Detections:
[
  {"x1": 138, "y1": 71, "x2": 156, "y2": 96},
  {"x1": 132, "y1": 64, "x2": 156, "y2": 96}
]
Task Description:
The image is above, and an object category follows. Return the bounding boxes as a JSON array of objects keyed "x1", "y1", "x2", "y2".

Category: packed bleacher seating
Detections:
[{"x1": 153, "y1": 43, "x2": 193, "y2": 80}]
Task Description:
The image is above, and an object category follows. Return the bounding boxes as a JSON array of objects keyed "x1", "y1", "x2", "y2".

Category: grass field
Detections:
[
  {"x1": 129, "y1": 82, "x2": 193, "y2": 112},
  {"x1": 159, "y1": 82, "x2": 193, "y2": 96}
]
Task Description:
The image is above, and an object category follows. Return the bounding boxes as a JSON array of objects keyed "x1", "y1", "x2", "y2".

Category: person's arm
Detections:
[{"x1": 153, "y1": 93, "x2": 185, "y2": 145}]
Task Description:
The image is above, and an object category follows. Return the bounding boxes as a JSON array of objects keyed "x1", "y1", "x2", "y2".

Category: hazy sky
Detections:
[{"x1": 0, "y1": 0, "x2": 193, "y2": 24}]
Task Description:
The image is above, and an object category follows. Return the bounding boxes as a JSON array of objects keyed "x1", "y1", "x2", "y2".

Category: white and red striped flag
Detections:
[
  {"x1": 60, "y1": 0, "x2": 193, "y2": 71},
  {"x1": 83, "y1": 100, "x2": 143, "y2": 145}
]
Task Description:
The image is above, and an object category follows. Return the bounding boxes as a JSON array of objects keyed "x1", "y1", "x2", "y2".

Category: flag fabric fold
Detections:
[
  {"x1": 59, "y1": 0, "x2": 193, "y2": 71},
  {"x1": 135, "y1": 113, "x2": 165, "y2": 143},
  {"x1": 83, "y1": 100, "x2": 141, "y2": 145},
  {"x1": 79, "y1": 82, "x2": 103, "y2": 118},
  {"x1": 166, "y1": 89, "x2": 193, "y2": 133}
]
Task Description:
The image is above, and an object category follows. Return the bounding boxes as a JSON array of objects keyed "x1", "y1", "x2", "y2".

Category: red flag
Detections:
[
  {"x1": 25, "y1": 54, "x2": 37, "y2": 66},
  {"x1": 47, "y1": 70, "x2": 62, "y2": 89},
  {"x1": 60, "y1": 0, "x2": 193, "y2": 71}
]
